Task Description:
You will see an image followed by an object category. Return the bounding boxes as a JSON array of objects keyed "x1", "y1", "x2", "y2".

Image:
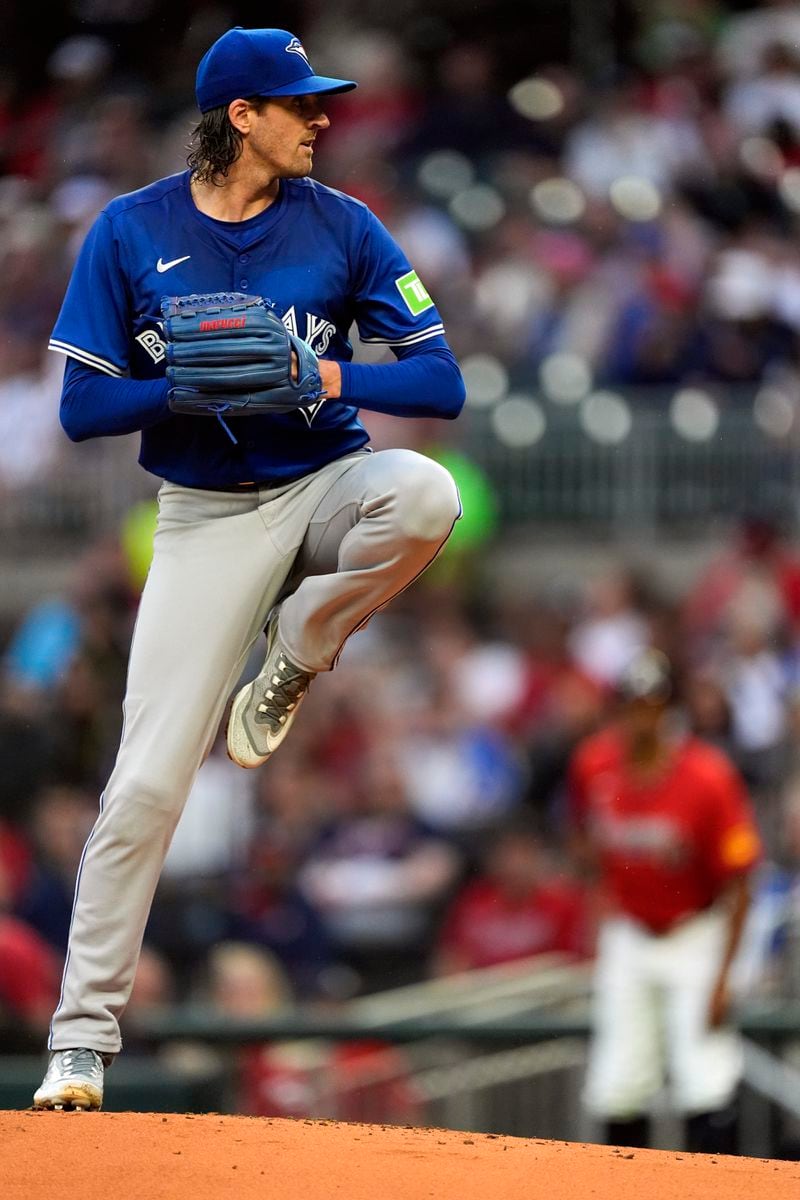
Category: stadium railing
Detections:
[
  {"x1": 4, "y1": 957, "x2": 799, "y2": 1154},
  {"x1": 2, "y1": 386, "x2": 799, "y2": 550}
]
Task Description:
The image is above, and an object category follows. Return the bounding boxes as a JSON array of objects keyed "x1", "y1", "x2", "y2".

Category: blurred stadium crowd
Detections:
[
  {"x1": 9, "y1": 0, "x2": 800, "y2": 480},
  {"x1": 6, "y1": 0, "x2": 800, "y2": 1119}
]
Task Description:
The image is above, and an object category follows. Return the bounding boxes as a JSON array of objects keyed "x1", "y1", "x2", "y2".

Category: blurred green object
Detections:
[
  {"x1": 425, "y1": 446, "x2": 499, "y2": 553},
  {"x1": 116, "y1": 451, "x2": 497, "y2": 590},
  {"x1": 120, "y1": 498, "x2": 158, "y2": 591}
]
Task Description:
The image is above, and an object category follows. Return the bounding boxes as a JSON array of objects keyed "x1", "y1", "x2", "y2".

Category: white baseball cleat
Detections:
[
  {"x1": 226, "y1": 609, "x2": 315, "y2": 769},
  {"x1": 33, "y1": 1048, "x2": 105, "y2": 1111}
]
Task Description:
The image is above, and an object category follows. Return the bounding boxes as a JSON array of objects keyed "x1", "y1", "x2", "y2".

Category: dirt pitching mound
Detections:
[{"x1": 3, "y1": 1111, "x2": 799, "y2": 1200}]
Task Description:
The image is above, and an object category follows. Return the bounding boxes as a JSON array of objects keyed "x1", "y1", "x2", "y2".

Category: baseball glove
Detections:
[{"x1": 162, "y1": 292, "x2": 323, "y2": 416}]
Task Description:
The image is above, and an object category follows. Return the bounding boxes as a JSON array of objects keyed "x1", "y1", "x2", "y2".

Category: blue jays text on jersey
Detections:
[{"x1": 49, "y1": 170, "x2": 456, "y2": 487}]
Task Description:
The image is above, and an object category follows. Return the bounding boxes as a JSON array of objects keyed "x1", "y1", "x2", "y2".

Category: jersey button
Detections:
[
  {"x1": 240, "y1": 279, "x2": 249, "y2": 289},
  {"x1": 238, "y1": 254, "x2": 249, "y2": 264}
]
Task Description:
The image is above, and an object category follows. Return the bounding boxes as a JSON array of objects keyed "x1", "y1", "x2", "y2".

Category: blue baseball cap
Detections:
[{"x1": 195, "y1": 27, "x2": 357, "y2": 113}]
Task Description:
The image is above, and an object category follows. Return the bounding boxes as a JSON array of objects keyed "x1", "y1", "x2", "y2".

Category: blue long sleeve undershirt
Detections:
[
  {"x1": 59, "y1": 343, "x2": 465, "y2": 443},
  {"x1": 60, "y1": 358, "x2": 171, "y2": 441},
  {"x1": 338, "y1": 344, "x2": 465, "y2": 419}
]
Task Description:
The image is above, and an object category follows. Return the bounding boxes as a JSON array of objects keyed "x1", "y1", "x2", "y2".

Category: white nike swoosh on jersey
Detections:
[{"x1": 156, "y1": 255, "x2": 191, "y2": 273}]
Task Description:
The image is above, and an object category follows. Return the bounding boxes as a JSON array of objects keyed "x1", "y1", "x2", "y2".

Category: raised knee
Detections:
[{"x1": 396, "y1": 457, "x2": 461, "y2": 542}]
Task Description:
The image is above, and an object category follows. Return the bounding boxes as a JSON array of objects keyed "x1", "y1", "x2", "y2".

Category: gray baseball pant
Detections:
[{"x1": 49, "y1": 447, "x2": 460, "y2": 1053}]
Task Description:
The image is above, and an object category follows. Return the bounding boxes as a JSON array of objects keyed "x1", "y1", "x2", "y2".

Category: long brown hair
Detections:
[{"x1": 186, "y1": 97, "x2": 268, "y2": 184}]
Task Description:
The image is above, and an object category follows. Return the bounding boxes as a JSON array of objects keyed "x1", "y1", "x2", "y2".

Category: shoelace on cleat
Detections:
[
  {"x1": 254, "y1": 656, "x2": 311, "y2": 733},
  {"x1": 52, "y1": 1048, "x2": 103, "y2": 1081}
]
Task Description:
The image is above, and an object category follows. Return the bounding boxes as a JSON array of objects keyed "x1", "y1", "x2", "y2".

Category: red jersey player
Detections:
[
  {"x1": 568, "y1": 649, "x2": 761, "y2": 1154},
  {"x1": 434, "y1": 819, "x2": 589, "y2": 974}
]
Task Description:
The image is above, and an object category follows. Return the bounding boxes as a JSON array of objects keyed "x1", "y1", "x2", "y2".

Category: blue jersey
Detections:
[{"x1": 50, "y1": 170, "x2": 451, "y2": 487}]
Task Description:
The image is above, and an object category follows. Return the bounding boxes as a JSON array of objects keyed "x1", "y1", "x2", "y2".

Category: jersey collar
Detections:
[{"x1": 181, "y1": 169, "x2": 289, "y2": 251}]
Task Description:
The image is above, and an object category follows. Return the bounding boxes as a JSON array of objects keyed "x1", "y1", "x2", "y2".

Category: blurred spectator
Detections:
[
  {"x1": 81, "y1": 94, "x2": 155, "y2": 193},
  {"x1": 500, "y1": 596, "x2": 605, "y2": 742},
  {"x1": 128, "y1": 943, "x2": 174, "y2": 1014},
  {"x1": 724, "y1": 41, "x2": 800, "y2": 137},
  {"x1": 564, "y1": 73, "x2": 707, "y2": 197},
  {"x1": 204, "y1": 942, "x2": 421, "y2": 1123},
  {"x1": 43, "y1": 575, "x2": 135, "y2": 789},
  {"x1": 683, "y1": 665, "x2": 738, "y2": 758},
  {"x1": 50, "y1": 174, "x2": 116, "y2": 257},
  {"x1": 568, "y1": 568, "x2": 651, "y2": 688},
  {"x1": 0, "y1": 326, "x2": 63, "y2": 488},
  {"x1": 419, "y1": 606, "x2": 530, "y2": 731},
  {"x1": 122, "y1": 943, "x2": 176, "y2": 1055},
  {"x1": 725, "y1": 772, "x2": 800, "y2": 1011},
  {"x1": 2, "y1": 597, "x2": 81, "y2": 696},
  {"x1": 3, "y1": 536, "x2": 136, "y2": 697},
  {"x1": 0, "y1": 817, "x2": 31, "y2": 905},
  {"x1": 310, "y1": 29, "x2": 422, "y2": 184},
  {"x1": 774, "y1": 781, "x2": 800, "y2": 993},
  {"x1": 0, "y1": 679, "x2": 52, "y2": 829},
  {"x1": 298, "y1": 751, "x2": 460, "y2": 992},
  {"x1": 14, "y1": 785, "x2": 95, "y2": 953},
  {"x1": 716, "y1": 0, "x2": 800, "y2": 79},
  {"x1": 0, "y1": 851, "x2": 59, "y2": 1043},
  {"x1": 203, "y1": 942, "x2": 313, "y2": 1117},
  {"x1": 254, "y1": 755, "x2": 339, "y2": 860},
  {"x1": 488, "y1": 597, "x2": 606, "y2": 831},
  {"x1": 433, "y1": 818, "x2": 589, "y2": 974},
  {"x1": 10, "y1": 35, "x2": 115, "y2": 185},
  {"x1": 394, "y1": 681, "x2": 524, "y2": 843},
  {"x1": 227, "y1": 832, "x2": 335, "y2": 1001},
  {"x1": 634, "y1": 0, "x2": 721, "y2": 76},
  {"x1": 719, "y1": 604, "x2": 791, "y2": 786},
  {"x1": 402, "y1": 42, "x2": 536, "y2": 160},
  {"x1": 683, "y1": 512, "x2": 800, "y2": 651},
  {"x1": 0, "y1": 915, "x2": 60, "y2": 1041},
  {"x1": 205, "y1": 940, "x2": 293, "y2": 1016}
]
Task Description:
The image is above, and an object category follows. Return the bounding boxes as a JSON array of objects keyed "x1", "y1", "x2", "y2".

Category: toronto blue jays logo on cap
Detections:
[
  {"x1": 195, "y1": 27, "x2": 357, "y2": 112},
  {"x1": 285, "y1": 36, "x2": 311, "y2": 65}
]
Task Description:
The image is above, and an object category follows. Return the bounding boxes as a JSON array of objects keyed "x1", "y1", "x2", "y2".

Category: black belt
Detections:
[{"x1": 194, "y1": 474, "x2": 307, "y2": 492}]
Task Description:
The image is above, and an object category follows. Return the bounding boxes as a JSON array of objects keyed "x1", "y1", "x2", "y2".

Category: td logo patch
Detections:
[{"x1": 395, "y1": 270, "x2": 434, "y2": 316}]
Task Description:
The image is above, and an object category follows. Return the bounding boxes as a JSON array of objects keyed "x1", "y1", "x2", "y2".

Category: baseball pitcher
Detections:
[{"x1": 34, "y1": 27, "x2": 464, "y2": 1110}]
